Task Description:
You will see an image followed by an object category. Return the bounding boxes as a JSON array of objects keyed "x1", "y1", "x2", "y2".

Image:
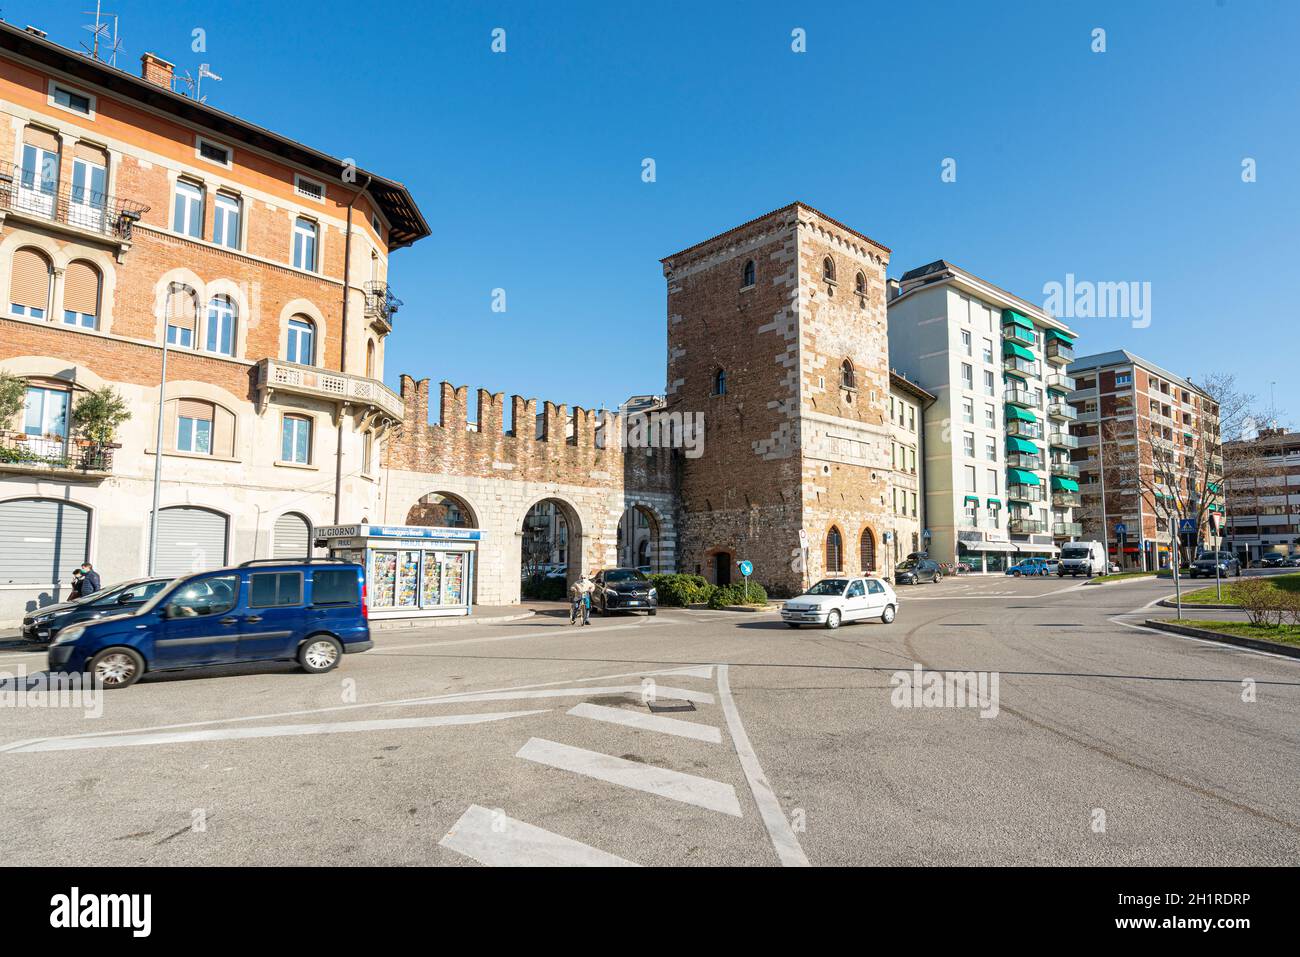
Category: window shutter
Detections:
[
  {"x1": 177, "y1": 398, "x2": 214, "y2": 420},
  {"x1": 212, "y1": 405, "x2": 235, "y2": 457},
  {"x1": 10, "y1": 248, "x2": 51, "y2": 310},
  {"x1": 22, "y1": 126, "x2": 59, "y2": 152},
  {"x1": 167, "y1": 286, "x2": 196, "y2": 333},
  {"x1": 73, "y1": 141, "x2": 108, "y2": 164},
  {"x1": 63, "y1": 261, "x2": 100, "y2": 317}
]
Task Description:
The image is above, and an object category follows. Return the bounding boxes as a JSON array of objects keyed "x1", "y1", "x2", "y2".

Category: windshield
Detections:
[
  {"x1": 604, "y1": 569, "x2": 648, "y2": 583},
  {"x1": 897, "y1": 560, "x2": 917, "y2": 570},
  {"x1": 1061, "y1": 547, "x2": 1088, "y2": 559},
  {"x1": 805, "y1": 579, "x2": 849, "y2": 596},
  {"x1": 136, "y1": 577, "x2": 182, "y2": 616},
  {"x1": 1196, "y1": 552, "x2": 1224, "y2": 561}
]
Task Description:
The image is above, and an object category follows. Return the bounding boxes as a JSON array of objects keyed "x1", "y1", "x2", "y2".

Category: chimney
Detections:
[
  {"x1": 140, "y1": 52, "x2": 175, "y2": 90},
  {"x1": 886, "y1": 277, "x2": 901, "y2": 301},
  {"x1": 24, "y1": 26, "x2": 48, "y2": 39}
]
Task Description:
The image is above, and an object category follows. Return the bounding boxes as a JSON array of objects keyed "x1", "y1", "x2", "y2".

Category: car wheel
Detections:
[
  {"x1": 88, "y1": 647, "x2": 144, "y2": 689},
  {"x1": 1012, "y1": 570, "x2": 1021, "y2": 577},
  {"x1": 932, "y1": 574, "x2": 942, "y2": 584},
  {"x1": 785, "y1": 622, "x2": 801, "y2": 629},
  {"x1": 1235, "y1": 567, "x2": 1242, "y2": 578},
  {"x1": 299, "y1": 635, "x2": 342, "y2": 674},
  {"x1": 826, "y1": 609, "x2": 841, "y2": 630},
  {"x1": 881, "y1": 604, "x2": 896, "y2": 624},
  {"x1": 648, "y1": 608, "x2": 657, "y2": 616}
]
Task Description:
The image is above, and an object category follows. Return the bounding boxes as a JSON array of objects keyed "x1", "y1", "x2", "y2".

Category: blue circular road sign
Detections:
[{"x1": 738, "y1": 560, "x2": 753, "y2": 577}]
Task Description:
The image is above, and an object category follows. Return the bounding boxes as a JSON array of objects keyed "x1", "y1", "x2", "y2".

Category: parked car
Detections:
[
  {"x1": 893, "y1": 558, "x2": 942, "y2": 585},
  {"x1": 781, "y1": 576, "x2": 898, "y2": 629},
  {"x1": 1258, "y1": 552, "x2": 1288, "y2": 568},
  {"x1": 1058, "y1": 541, "x2": 1107, "y2": 577},
  {"x1": 46, "y1": 560, "x2": 371, "y2": 689},
  {"x1": 1006, "y1": 557, "x2": 1052, "y2": 577},
  {"x1": 22, "y1": 576, "x2": 172, "y2": 643},
  {"x1": 1107, "y1": 562, "x2": 1121, "y2": 574},
  {"x1": 1286, "y1": 555, "x2": 1300, "y2": 568},
  {"x1": 1189, "y1": 551, "x2": 1242, "y2": 579},
  {"x1": 591, "y1": 567, "x2": 658, "y2": 616}
]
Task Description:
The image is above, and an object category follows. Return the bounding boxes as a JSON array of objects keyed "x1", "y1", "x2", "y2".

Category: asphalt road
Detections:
[{"x1": 1, "y1": 573, "x2": 1297, "y2": 867}]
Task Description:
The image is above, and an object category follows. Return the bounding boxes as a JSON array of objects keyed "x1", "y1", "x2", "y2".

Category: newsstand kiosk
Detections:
[{"x1": 316, "y1": 523, "x2": 482, "y2": 621}]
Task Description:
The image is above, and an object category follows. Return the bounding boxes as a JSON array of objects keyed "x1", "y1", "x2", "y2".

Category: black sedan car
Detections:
[
  {"x1": 893, "y1": 558, "x2": 943, "y2": 585},
  {"x1": 1258, "y1": 552, "x2": 1288, "y2": 568},
  {"x1": 591, "y1": 567, "x2": 658, "y2": 616},
  {"x1": 21, "y1": 576, "x2": 172, "y2": 643},
  {"x1": 1188, "y1": 551, "x2": 1242, "y2": 579}
]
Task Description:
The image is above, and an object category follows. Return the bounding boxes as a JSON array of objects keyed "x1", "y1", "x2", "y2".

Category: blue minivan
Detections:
[{"x1": 47, "y1": 560, "x2": 372, "y2": 689}]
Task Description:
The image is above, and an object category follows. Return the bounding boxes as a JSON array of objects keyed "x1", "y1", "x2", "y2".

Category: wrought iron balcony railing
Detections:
[
  {"x1": 364, "y1": 281, "x2": 403, "y2": 326},
  {"x1": 0, "y1": 433, "x2": 114, "y2": 474},
  {"x1": 0, "y1": 163, "x2": 149, "y2": 240}
]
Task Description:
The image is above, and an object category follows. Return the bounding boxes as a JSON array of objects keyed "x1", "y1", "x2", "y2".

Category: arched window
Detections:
[
  {"x1": 855, "y1": 271, "x2": 866, "y2": 296},
  {"x1": 826, "y1": 527, "x2": 844, "y2": 573},
  {"x1": 273, "y1": 512, "x2": 312, "y2": 559},
  {"x1": 165, "y1": 283, "x2": 198, "y2": 347},
  {"x1": 840, "y1": 359, "x2": 856, "y2": 390},
  {"x1": 366, "y1": 339, "x2": 377, "y2": 378},
  {"x1": 168, "y1": 398, "x2": 236, "y2": 457},
  {"x1": 713, "y1": 368, "x2": 727, "y2": 396},
  {"x1": 10, "y1": 247, "x2": 52, "y2": 319},
  {"x1": 742, "y1": 259, "x2": 756, "y2": 288},
  {"x1": 63, "y1": 260, "x2": 101, "y2": 328},
  {"x1": 286, "y1": 315, "x2": 315, "y2": 365},
  {"x1": 860, "y1": 527, "x2": 876, "y2": 572},
  {"x1": 292, "y1": 217, "x2": 318, "y2": 271},
  {"x1": 206, "y1": 295, "x2": 237, "y2": 356},
  {"x1": 822, "y1": 257, "x2": 836, "y2": 282}
]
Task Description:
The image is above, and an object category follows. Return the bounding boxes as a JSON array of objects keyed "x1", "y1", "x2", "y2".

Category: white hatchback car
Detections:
[{"x1": 781, "y1": 576, "x2": 898, "y2": 629}]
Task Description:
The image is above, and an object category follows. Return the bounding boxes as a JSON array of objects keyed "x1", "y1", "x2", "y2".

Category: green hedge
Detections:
[
  {"x1": 649, "y1": 573, "x2": 715, "y2": 607},
  {"x1": 707, "y1": 582, "x2": 769, "y2": 608},
  {"x1": 521, "y1": 575, "x2": 567, "y2": 601}
]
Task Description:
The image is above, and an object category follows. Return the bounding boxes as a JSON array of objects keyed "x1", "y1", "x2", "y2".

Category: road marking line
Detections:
[
  {"x1": 567, "y1": 702, "x2": 722, "y2": 743},
  {"x1": 573, "y1": 664, "x2": 713, "y2": 682},
  {"x1": 1110, "y1": 616, "x2": 1300, "y2": 663},
  {"x1": 4, "y1": 710, "x2": 550, "y2": 754},
  {"x1": 439, "y1": 804, "x2": 638, "y2": 867},
  {"x1": 434, "y1": 684, "x2": 716, "y2": 706},
  {"x1": 374, "y1": 619, "x2": 670, "y2": 652},
  {"x1": 716, "y1": 664, "x2": 810, "y2": 867},
  {"x1": 516, "y1": 737, "x2": 742, "y2": 817}
]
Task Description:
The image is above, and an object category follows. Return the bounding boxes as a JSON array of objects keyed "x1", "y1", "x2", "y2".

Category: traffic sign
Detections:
[
  {"x1": 1114, "y1": 523, "x2": 1127, "y2": 535},
  {"x1": 1179, "y1": 518, "x2": 1196, "y2": 532},
  {"x1": 738, "y1": 560, "x2": 753, "y2": 577}
]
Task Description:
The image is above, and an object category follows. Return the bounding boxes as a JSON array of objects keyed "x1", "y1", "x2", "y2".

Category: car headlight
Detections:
[
  {"x1": 33, "y1": 613, "x2": 54, "y2": 624},
  {"x1": 648, "y1": 588, "x2": 657, "y2": 598},
  {"x1": 53, "y1": 625, "x2": 85, "y2": 645}
]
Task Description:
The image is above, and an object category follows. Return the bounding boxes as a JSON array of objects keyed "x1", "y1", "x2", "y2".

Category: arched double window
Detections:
[
  {"x1": 713, "y1": 368, "x2": 727, "y2": 397},
  {"x1": 840, "y1": 359, "x2": 856, "y2": 390},
  {"x1": 206, "y1": 295, "x2": 237, "y2": 356},
  {"x1": 10, "y1": 247, "x2": 52, "y2": 319},
  {"x1": 822, "y1": 256, "x2": 836, "y2": 282},
  {"x1": 741, "y1": 259, "x2": 756, "y2": 288},
  {"x1": 826, "y1": 526, "x2": 844, "y2": 573},
  {"x1": 165, "y1": 283, "x2": 198, "y2": 347},
  {"x1": 860, "y1": 527, "x2": 876, "y2": 572}
]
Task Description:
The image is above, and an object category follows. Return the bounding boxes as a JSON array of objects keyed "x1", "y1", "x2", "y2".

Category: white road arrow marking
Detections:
[
  {"x1": 439, "y1": 804, "x2": 639, "y2": 867},
  {"x1": 567, "y1": 702, "x2": 722, "y2": 743}
]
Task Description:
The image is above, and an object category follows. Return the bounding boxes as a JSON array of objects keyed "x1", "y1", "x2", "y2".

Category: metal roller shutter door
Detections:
[
  {"x1": 154, "y1": 507, "x2": 227, "y2": 577},
  {"x1": 273, "y1": 513, "x2": 310, "y2": 559},
  {"x1": 0, "y1": 498, "x2": 90, "y2": 585}
]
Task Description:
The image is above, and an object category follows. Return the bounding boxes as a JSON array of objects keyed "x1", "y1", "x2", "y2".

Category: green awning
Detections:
[
  {"x1": 1004, "y1": 368, "x2": 1027, "y2": 382},
  {"x1": 1003, "y1": 341, "x2": 1035, "y2": 361},
  {"x1": 1006, "y1": 436, "x2": 1041, "y2": 455},
  {"x1": 1003, "y1": 309, "x2": 1034, "y2": 331},
  {"x1": 1007, "y1": 468, "x2": 1041, "y2": 486},
  {"x1": 963, "y1": 495, "x2": 980, "y2": 503},
  {"x1": 987, "y1": 497, "x2": 1002, "y2": 506},
  {"x1": 1044, "y1": 329, "x2": 1075, "y2": 344},
  {"x1": 1051, "y1": 476, "x2": 1079, "y2": 492},
  {"x1": 1006, "y1": 405, "x2": 1038, "y2": 423}
]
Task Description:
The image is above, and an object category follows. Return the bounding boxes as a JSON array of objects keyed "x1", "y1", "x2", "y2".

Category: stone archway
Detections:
[
  {"x1": 521, "y1": 496, "x2": 584, "y2": 590},
  {"x1": 406, "y1": 491, "x2": 478, "y2": 529},
  {"x1": 617, "y1": 503, "x2": 666, "y2": 573}
]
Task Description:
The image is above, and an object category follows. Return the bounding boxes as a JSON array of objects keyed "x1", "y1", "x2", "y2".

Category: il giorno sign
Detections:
[{"x1": 316, "y1": 524, "x2": 485, "y2": 542}]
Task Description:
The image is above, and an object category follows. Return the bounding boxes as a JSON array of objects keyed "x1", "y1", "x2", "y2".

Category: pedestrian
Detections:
[
  {"x1": 68, "y1": 568, "x2": 84, "y2": 600},
  {"x1": 79, "y1": 562, "x2": 101, "y2": 596},
  {"x1": 569, "y1": 573, "x2": 593, "y2": 626}
]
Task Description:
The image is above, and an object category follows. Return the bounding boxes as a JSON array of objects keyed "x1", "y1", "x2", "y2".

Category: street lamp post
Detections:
[{"x1": 147, "y1": 327, "x2": 170, "y2": 575}]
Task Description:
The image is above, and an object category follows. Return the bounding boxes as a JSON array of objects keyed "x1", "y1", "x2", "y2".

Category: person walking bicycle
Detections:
[{"x1": 569, "y1": 573, "x2": 593, "y2": 626}]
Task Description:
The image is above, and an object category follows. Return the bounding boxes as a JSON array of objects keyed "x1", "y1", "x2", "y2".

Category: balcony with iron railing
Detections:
[
  {"x1": 1052, "y1": 493, "x2": 1081, "y2": 508},
  {"x1": 1048, "y1": 401, "x2": 1078, "y2": 421},
  {"x1": 1003, "y1": 355, "x2": 1040, "y2": 378},
  {"x1": 1007, "y1": 484, "x2": 1045, "y2": 503},
  {"x1": 1009, "y1": 517, "x2": 1046, "y2": 535},
  {"x1": 1053, "y1": 521, "x2": 1084, "y2": 538},
  {"x1": 1006, "y1": 420, "x2": 1043, "y2": 440},
  {"x1": 363, "y1": 281, "x2": 403, "y2": 332},
  {"x1": 1051, "y1": 460, "x2": 1080, "y2": 479},
  {"x1": 0, "y1": 432, "x2": 115, "y2": 478},
  {"x1": 1003, "y1": 325, "x2": 1036, "y2": 348},
  {"x1": 1049, "y1": 431, "x2": 1079, "y2": 449},
  {"x1": 0, "y1": 162, "x2": 149, "y2": 242},
  {"x1": 255, "y1": 358, "x2": 405, "y2": 422},
  {"x1": 1046, "y1": 372, "x2": 1076, "y2": 392},
  {"x1": 1005, "y1": 386, "x2": 1040, "y2": 408},
  {"x1": 1045, "y1": 338, "x2": 1074, "y2": 364}
]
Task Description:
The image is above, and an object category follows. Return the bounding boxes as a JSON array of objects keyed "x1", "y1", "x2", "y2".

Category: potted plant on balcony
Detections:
[
  {"x1": 71, "y1": 386, "x2": 130, "y2": 470},
  {"x1": 0, "y1": 370, "x2": 28, "y2": 461}
]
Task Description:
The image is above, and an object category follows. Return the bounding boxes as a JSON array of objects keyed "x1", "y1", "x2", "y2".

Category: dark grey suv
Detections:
[{"x1": 1189, "y1": 551, "x2": 1241, "y2": 578}]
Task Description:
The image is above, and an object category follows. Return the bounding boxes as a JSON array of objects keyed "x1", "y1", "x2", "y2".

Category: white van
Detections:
[{"x1": 1058, "y1": 541, "x2": 1106, "y2": 577}]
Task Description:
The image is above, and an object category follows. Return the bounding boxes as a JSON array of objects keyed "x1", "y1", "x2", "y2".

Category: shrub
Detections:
[
  {"x1": 521, "y1": 575, "x2": 567, "y2": 601},
  {"x1": 71, "y1": 386, "x2": 131, "y2": 444},
  {"x1": 1235, "y1": 577, "x2": 1283, "y2": 627},
  {"x1": 650, "y1": 573, "x2": 714, "y2": 607},
  {"x1": 707, "y1": 582, "x2": 769, "y2": 608}
]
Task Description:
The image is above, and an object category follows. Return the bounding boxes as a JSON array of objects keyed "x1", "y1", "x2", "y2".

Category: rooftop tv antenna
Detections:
[
  {"x1": 177, "y1": 62, "x2": 222, "y2": 103},
  {"x1": 80, "y1": 1, "x2": 124, "y2": 67}
]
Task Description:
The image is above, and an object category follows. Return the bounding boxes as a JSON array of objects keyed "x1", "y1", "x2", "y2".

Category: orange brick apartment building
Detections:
[{"x1": 0, "y1": 22, "x2": 428, "y2": 621}]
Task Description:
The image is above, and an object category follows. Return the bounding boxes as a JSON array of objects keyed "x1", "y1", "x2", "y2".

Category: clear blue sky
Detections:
[{"x1": 20, "y1": 0, "x2": 1299, "y2": 424}]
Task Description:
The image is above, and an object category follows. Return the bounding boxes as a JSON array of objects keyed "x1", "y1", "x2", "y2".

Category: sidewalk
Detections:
[{"x1": 369, "y1": 605, "x2": 536, "y2": 631}]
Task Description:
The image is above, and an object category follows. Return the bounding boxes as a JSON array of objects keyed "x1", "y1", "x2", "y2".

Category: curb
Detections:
[
  {"x1": 1083, "y1": 575, "x2": 1157, "y2": 587},
  {"x1": 1157, "y1": 598, "x2": 1238, "y2": 611},
  {"x1": 715, "y1": 603, "x2": 781, "y2": 614},
  {"x1": 1141, "y1": 618, "x2": 1300, "y2": 659},
  {"x1": 371, "y1": 610, "x2": 534, "y2": 631}
]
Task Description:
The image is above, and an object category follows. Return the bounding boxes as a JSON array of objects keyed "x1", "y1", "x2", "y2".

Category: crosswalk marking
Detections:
[
  {"x1": 516, "y1": 737, "x2": 742, "y2": 816},
  {"x1": 567, "y1": 702, "x2": 723, "y2": 743},
  {"x1": 4, "y1": 710, "x2": 550, "y2": 754},
  {"x1": 433, "y1": 684, "x2": 716, "y2": 706},
  {"x1": 439, "y1": 804, "x2": 639, "y2": 867}
]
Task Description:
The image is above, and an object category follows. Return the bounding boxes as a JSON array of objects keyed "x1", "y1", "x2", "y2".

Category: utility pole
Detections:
[
  {"x1": 147, "y1": 323, "x2": 171, "y2": 575},
  {"x1": 1095, "y1": 373, "x2": 1110, "y2": 567}
]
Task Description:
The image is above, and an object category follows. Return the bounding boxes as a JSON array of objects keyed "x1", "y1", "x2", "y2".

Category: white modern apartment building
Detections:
[
  {"x1": 887, "y1": 261, "x2": 1079, "y2": 572},
  {"x1": 888, "y1": 370, "x2": 934, "y2": 572}
]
